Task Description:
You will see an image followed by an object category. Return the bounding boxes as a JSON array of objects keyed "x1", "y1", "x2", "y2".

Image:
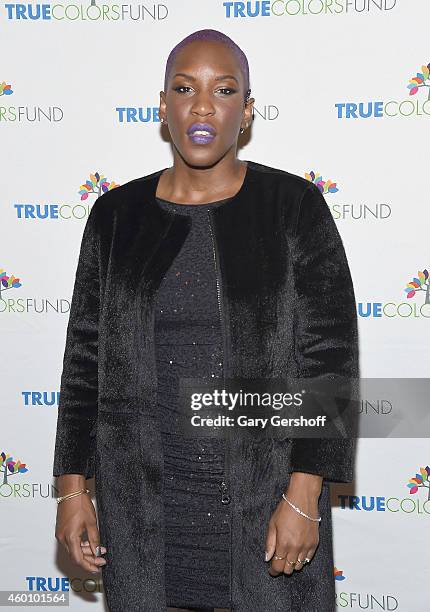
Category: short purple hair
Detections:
[{"x1": 163, "y1": 29, "x2": 251, "y2": 102}]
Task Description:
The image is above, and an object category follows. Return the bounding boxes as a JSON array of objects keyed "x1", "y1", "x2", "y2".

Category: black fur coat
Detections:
[{"x1": 53, "y1": 160, "x2": 359, "y2": 611}]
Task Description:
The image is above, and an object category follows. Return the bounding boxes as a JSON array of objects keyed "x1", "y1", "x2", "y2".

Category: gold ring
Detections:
[
  {"x1": 273, "y1": 554, "x2": 287, "y2": 560},
  {"x1": 287, "y1": 559, "x2": 298, "y2": 566}
]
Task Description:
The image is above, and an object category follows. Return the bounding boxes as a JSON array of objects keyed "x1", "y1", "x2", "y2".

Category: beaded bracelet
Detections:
[{"x1": 56, "y1": 488, "x2": 90, "y2": 505}]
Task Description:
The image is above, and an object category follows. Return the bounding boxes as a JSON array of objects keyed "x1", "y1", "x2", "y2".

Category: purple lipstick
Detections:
[{"x1": 187, "y1": 122, "x2": 216, "y2": 145}]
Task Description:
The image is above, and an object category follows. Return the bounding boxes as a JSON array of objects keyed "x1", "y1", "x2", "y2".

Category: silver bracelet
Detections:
[{"x1": 282, "y1": 493, "x2": 321, "y2": 522}]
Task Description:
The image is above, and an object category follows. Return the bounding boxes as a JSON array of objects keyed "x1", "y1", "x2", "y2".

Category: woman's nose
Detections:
[{"x1": 190, "y1": 92, "x2": 215, "y2": 116}]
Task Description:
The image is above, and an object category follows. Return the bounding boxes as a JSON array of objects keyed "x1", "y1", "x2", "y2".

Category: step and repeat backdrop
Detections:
[{"x1": 1, "y1": 0, "x2": 429, "y2": 610}]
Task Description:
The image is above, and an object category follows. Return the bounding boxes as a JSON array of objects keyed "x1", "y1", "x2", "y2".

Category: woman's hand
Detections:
[
  {"x1": 55, "y1": 475, "x2": 107, "y2": 574},
  {"x1": 265, "y1": 472, "x2": 323, "y2": 576}
]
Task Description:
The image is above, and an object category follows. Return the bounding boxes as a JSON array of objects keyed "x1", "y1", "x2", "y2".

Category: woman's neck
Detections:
[{"x1": 155, "y1": 157, "x2": 247, "y2": 205}]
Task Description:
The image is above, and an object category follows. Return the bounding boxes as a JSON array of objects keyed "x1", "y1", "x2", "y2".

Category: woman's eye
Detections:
[
  {"x1": 218, "y1": 88, "x2": 237, "y2": 95},
  {"x1": 173, "y1": 86, "x2": 193, "y2": 93},
  {"x1": 172, "y1": 86, "x2": 237, "y2": 95}
]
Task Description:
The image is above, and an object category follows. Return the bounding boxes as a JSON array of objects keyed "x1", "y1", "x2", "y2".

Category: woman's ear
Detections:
[
  {"x1": 159, "y1": 91, "x2": 167, "y2": 123},
  {"x1": 246, "y1": 97, "x2": 255, "y2": 125}
]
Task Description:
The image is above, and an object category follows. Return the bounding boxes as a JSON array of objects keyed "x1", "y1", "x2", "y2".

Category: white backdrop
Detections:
[{"x1": 1, "y1": 0, "x2": 429, "y2": 609}]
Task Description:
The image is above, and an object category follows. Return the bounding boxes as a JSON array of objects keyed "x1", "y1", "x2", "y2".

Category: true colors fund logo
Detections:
[
  {"x1": 0, "y1": 450, "x2": 57, "y2": 500},
  {"x1": 13, "y1": 171, "x2": 120, "y2": 220},
  {"x1": 336, "y1": 463, "x2": 430, "y2": 515},
  {"x1": 407, "y1": 465, "x2": 430, "y2": 501},
  {"x1": 305, "y1": 170, "x2": 338, "y2": 195},
  {"x1": 1, "y1": 450, "x2": 28, "y2": 486},
  {"x1": 404, "y1": 268, "x2": 430, "y2": 305},
  {"x1": 21, "y1": 391, "x2": 60, "y2": 407},
  {"x1": 335, "y1": 62, "x2": 430, "y2": 119},
  {"x1": 0, "y1": 80, "x2": 13, "y2": 96},
  {"x1": 358, "y1": 267, "x2": 430, "y2": 318},
  {"x1": 223, "y1": 0, "x2": 398, "y2": 18},
  {"x1": 115, "y1": 101, "x2": 279, "y2": 124},
  {"x1": 0, "y1": 267, "x2": 70, "y2": 314},
  {"x1": 305, "y1": 170, "x2": 392, "y2": 221},
  {"x1": 78, "y1": 172, "x2": 119, "y2": 201},
  {"x1": 0, "y1": 80, "x2": 63, "y2": 123},
  {"x1": 4, "y1": 1, "x2": 168, "y2": 21},
  {"x1": 0, "y1": 268, "x2": 21, "y2": 299},
  {"x1": 334, "y1": 567, "x2": 399, "y2": 609},
  {"x1": 25, "y1": 576, "x2": 103, "y2": 594}
]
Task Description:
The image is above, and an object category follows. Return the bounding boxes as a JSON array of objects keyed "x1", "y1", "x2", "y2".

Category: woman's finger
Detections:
[
  {"x1": 86, "y1": 519, "x2": 101, "y2": 558},
  {"x1": 66, "y1": 534, "x2": 93, "y2": 572},
  {"x1": 264, "y1": 519, "x2": 277, "y2": 563},
  {"x1": 81, "y1": 541, "x2": 107, "y2": 554},
  {"x1": 66, "y1": 534, "x2": 101, "y2": 574},
  {"x1": 81, "y1": 544, "x2": 104, "y2": 559},
  {"x1": 79, "y1": 537, "x2": 106, "y2": 567},
  {"x1": 268, "y1": 538, "x2": 295, "y2": 577},
  {"x1": 268, "y1": 550, "x2": 288, "y2": 577},
  {"x1": 290, "y1": 550, "x2": 308, "y2": 572},
  {"x1": 304, "y1": 547, "x2": 317, "y2": 565},
  {"x1": 282, "y1": 553, "x2": 301, "y2": 575},
  {"x1": 80, "y1": 542, "x2": 107, "y2": 569}
]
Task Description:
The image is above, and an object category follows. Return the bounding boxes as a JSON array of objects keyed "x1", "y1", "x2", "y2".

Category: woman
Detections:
[{"x1": 53, "y1": 29, "x2": 359, "y2": 612}]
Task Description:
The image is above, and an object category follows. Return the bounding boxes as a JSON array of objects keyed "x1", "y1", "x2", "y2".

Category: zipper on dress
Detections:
[{"x1": 207, "y1": 211, "x2": 231, "y2": 506}]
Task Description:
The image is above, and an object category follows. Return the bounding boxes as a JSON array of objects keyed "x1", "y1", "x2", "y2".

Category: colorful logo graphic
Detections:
[
  {"x1": 4, "y1": 2, "x2": 168, "y2": 22},
  {"x1": 305, "y1": 171, "x2": 338, "y2": 194},
  {"x1": 407, "y1": 465, "x2": 430, "y2": 500},
  {"x1": 13, "y1": 171, "x2": 120, "y2": 221},
  {"x1": 78, "y1": 172, "x2": 120, "y2": 201},
  {"x1": 0, "y1": 80, "x2": 63, "y2": 123},
  {"x1": 407, "y1": 63, "x2": 430, "y2": 101},
  {"x1": 359, "y1": 268, "x2": 430, "y2": 318},
  {"x1": 337, "y1": 465, "x2": 430, "y2": 514},
  {"x1": 336, "y1": 61, "x2": 430, "y2": 119},
  {"x1": 223, "y1": 0, "x2": 398, "y2": 18},
  {"x1": 334, "y1": 565, "x2": 399, "y2": 608},
  {"x1": 334, "y1": 566, "x2": 346, "y2": 581},
  {"x1": 0, "y1": 268, "x2": 22, "y2": 298},
  {"x1": 0, "y1": 266, "x2": 68, "y2": 314},
  {"x1": 404, "y1": 268, "x2": 429, "y2": 305},
  {"x1": 1, "y1": 451, "x2": 28, "y2": 485},
  {"x1": 0, "y1": 81, "x2": 13, "y2": 96},
  {"x1": 1, "y1": 452, "x2": 57, "y2": 500},
  {"x1": 304, "y1": 169, "x2": 391, "y2": 221}
]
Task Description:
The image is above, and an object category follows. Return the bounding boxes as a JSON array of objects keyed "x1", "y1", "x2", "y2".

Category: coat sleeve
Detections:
[
  {"x1": 288, "y1": 182, "x2": 360, "y2": 484},
  {"x1": 52, "y1": 199, "x2": 102, "y2": 480}
]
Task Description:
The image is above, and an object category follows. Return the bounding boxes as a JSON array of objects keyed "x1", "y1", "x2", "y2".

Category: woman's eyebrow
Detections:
[
  {"x1": 172, "y1": 72, "x2": 239, "y2": 84},
  {"x1": 172, "y1": 72, "x2": 195, "y2": 80},
  {"x1": 215, "y1": 74, "x2": 239, "y2": 83}
]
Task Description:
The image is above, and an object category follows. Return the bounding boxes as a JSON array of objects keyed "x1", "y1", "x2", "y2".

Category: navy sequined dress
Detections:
[{"x1": 154, "y1": 196, "x2": 233, "y2": 610}]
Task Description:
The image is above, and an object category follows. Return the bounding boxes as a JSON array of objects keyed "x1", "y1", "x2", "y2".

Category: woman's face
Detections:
[{"x1": 159, "y1": 40, "x2": 254, "y2": 167}]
